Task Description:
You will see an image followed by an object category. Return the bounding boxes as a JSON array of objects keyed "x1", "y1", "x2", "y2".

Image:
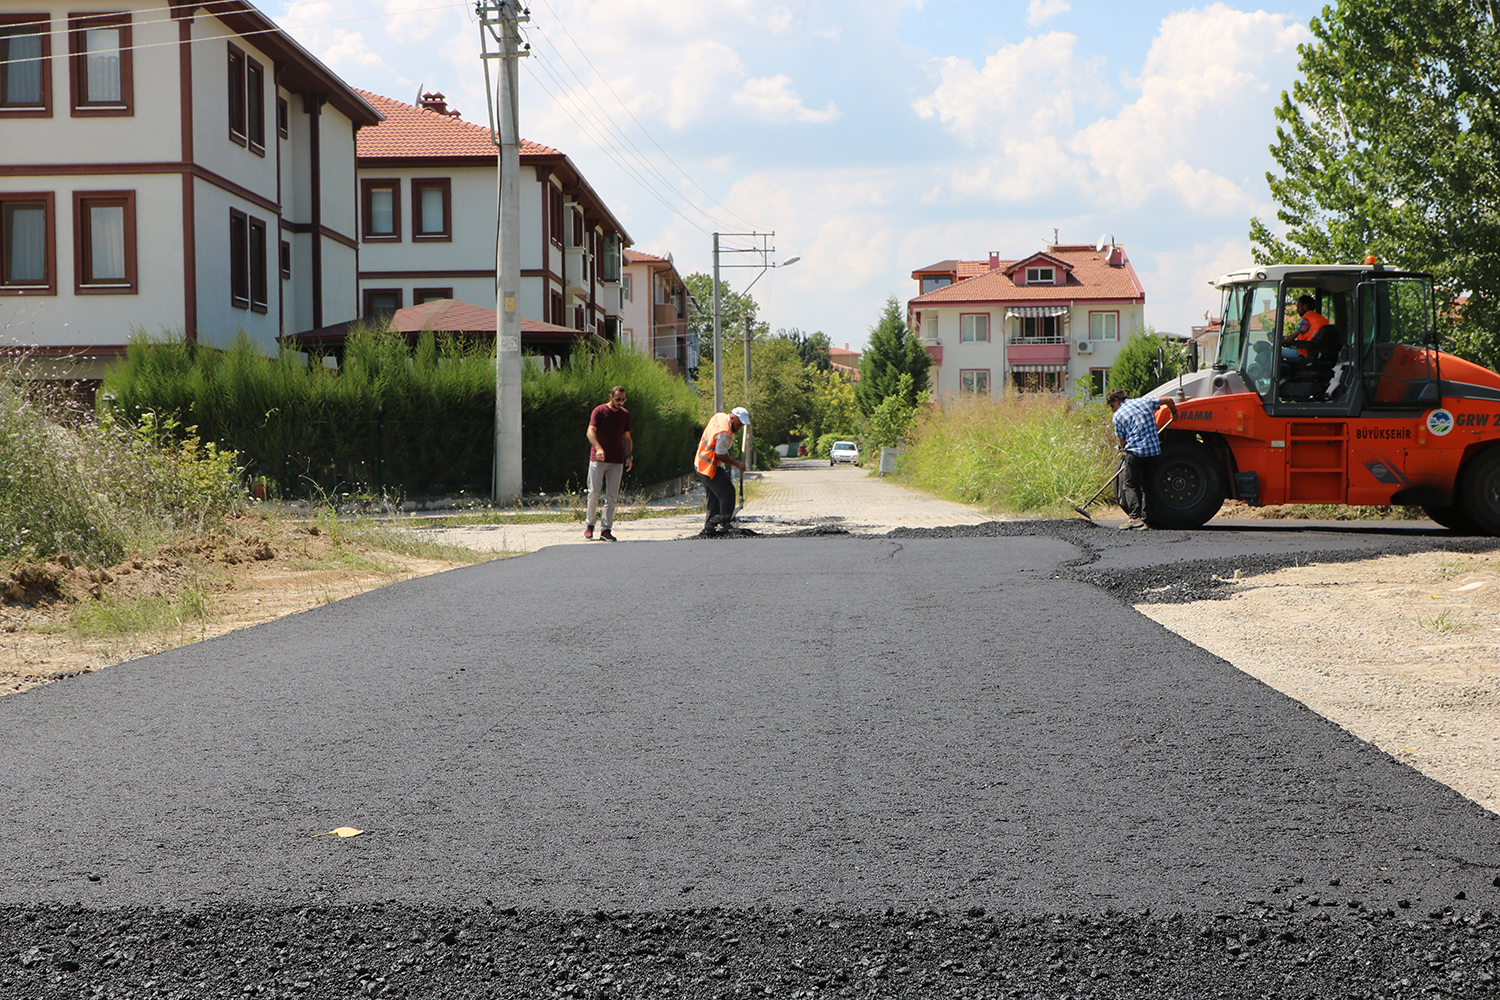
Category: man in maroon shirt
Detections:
[{"x1": 584, "y1": 385, "x2": 633, "y2": 540}]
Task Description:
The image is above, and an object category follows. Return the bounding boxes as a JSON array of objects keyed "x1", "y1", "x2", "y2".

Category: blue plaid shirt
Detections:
[{"x1": 1112, "y1": 397, "x2": 1163, "y2": 456}]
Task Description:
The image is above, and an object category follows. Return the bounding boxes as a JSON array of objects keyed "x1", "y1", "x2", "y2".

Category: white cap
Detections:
[{"x1": 730, "y1": 406, "x2": 751, "y2": 426}]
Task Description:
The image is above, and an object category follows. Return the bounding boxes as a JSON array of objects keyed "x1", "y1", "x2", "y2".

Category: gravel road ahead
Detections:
[{"x1": 3, "y1": 526, "x2": 1500, "y2": 997}]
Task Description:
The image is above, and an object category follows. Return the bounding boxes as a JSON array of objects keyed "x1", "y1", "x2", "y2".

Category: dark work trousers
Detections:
[
  {"x1": 699, "y1": 469, "x2": 736, "y2": 530},
  {"x1": 1119, "y1": 451, "x2": 1156, "y2": 522}
]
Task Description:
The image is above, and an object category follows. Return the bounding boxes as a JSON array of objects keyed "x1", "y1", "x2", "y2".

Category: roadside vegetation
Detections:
[
  {"x1": 102, "y1": 330, "x2": 701, "y2": 498},
  {"x1": 893, "y1": 393, "x2": 1116, "y2": 517},
  {"x1": 0, "y1": 370, "x2": 495, "y2": 675}
]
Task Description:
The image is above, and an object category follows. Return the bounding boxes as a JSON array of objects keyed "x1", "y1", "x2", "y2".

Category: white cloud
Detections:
[
  {"x1": 383, "y1": 0, "x2": 438, "y2": 42},
  {"x1": 1027, "y1": 0, "x2": 1071, "y2": 27},
  {"x1": 733, "y1": 75, "x2": 842, "y2": 123},
  {"x1": 915, "y1": 6, "x2": 1307, "y2": 214},
  {"x1": 1072, "y1": 4, "x2": 1307, "y2": 213},
  {"x1": 319, "y1": 30, "x2": 386, "y2": 70},
  {"x1": 666, "y1": 41, "x2": 745, "y2": 129},
  {"x1": 1140, "y1": 237, "x2": 1253, "y2": 332},
  {"x1": 913, "y1": 32, "x2": 1104, "y2": 198}
]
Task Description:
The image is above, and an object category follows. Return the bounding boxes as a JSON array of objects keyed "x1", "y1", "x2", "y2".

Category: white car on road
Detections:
[{"x1": 830, "y1": 441, "x2": 859, "y2": 466}]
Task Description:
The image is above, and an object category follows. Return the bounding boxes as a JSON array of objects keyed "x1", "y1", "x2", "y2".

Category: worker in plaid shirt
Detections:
[{"x1": 1106, "y1": 389, "x2": 1179, "y2": 530}]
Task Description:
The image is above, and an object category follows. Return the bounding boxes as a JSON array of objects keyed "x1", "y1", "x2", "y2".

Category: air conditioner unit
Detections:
[{"x1": 1076, "y1": 339, "x2": 1093, "y2": 354}]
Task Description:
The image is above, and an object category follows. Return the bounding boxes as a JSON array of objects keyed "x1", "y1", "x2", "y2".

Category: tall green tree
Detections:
[
  {"x1": 779, "y1": 327, "x2": 832, "y2": 372},
  {"x1": 683, "y1": 272, "x2": 766, "y2": 364},
  {"x1": 1249, "y1": 0, "x2": 1500, "y2": 365},
  {"x1": 1108, "y1": 329, "x2": 1188, "y2": 399},
  {"x1": 856, "y1": 296, "x2": 931, "y2": 415}
]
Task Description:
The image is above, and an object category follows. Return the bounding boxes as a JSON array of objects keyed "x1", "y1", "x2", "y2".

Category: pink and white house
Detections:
[
  {"x1": 907, "y1": 244, "x2": 1146, "y2": 398},
  {"x1": 620, "y1": 250, "x2": 692, "y2": 375},
  {"x1": 0, "y1": 0, "x2": 380, "y2": 382},
  {"x1": 352, "y1": 90, "x2": 631, "y2": 343}
]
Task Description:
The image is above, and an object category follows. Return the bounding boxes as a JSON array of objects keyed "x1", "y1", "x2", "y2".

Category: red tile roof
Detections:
[
  {"x1": 355, "y1": 90, "x2": 558, "y2": 160},
  {"x1": 354, "y1": 90, "x2": 631, "y2": 244},
  {"x1": 285, "y1": 300, "x2": 587, "y2": 345},
  {"x1": 912, "y1": 259, "x2": 992, "y2": 280},
  {"x1": 625, "y1": 250, "x2": 669, "y2": 265},
  {"x1": 909, "y1": 246, "x2": 1145, "y2": 305}
]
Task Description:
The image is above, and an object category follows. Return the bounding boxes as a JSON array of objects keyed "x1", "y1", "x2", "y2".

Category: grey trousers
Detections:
[{"x1": 586, "y1": 460, "x2": 624, "y2": 528}]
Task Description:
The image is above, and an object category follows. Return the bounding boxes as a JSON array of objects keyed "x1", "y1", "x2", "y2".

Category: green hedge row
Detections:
[{"x1": 99, "y1": 331, "x2": 702, "y2": 498}]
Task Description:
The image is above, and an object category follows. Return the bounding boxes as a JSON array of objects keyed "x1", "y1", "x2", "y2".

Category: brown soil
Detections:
[{"x1": 0, "y1": 513, "x2": 482, "y2": 697}]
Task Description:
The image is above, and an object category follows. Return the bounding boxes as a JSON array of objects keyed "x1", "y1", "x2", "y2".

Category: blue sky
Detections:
[{"x1": 270, "y1": 0, "x2": 1325, "y2": 348}]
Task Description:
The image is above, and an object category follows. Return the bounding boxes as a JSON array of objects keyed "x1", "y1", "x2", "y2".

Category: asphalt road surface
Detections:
[{"x1": 3, "y1": 524, "x2": 1500, "y2": 998}]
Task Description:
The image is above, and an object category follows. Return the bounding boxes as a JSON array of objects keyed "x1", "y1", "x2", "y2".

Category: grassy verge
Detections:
[{"x1": 892, "y1": 394, "x2": 1116, "y2": 517}]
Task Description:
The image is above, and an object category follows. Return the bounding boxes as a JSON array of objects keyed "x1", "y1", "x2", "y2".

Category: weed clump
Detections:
[
  {"x1": 0, "y1": 377, "x2": 244, "y2": 566},
  {"x1": 893, "y1": 393, "x2": 1117, "y2": 516}
]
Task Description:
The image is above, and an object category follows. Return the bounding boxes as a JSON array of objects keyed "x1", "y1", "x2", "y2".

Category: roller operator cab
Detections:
[{"x1": 1139, "y1": 263, "x2": 1500, "y2": 533}]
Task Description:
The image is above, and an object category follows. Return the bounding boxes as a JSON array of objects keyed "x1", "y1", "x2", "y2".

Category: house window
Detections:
[
  {"x1": 73, "y1": 191, "x2": 136, "y2": 294},
  {"x1": 413, "y1": 287, "x2": 452, "y2": 305},
  {"x1": 1089, "y1": 368, "x2": 1109, "y2": 397},
  {"x1": 363, "y1": 288, "x2": 402, "y2": 318},
  {"x1": 1012, "y1": 370, "x2": 1064, "y2": 392},
  {"x1": 922, "y1": 312, "x2": 939, "y2": 339},
  {"x1": 0, "y1": 191, "x2": 54, "y2": 294},
  {"x1": 1020, "y1": 316, "x2": 1059, "y2": 341},
  {"x1": 279, "y1": 239, "x2": 290, "y2": 279},
  {"x1": 920, "y1": 275, "x2": 953, "y2": 294},
  {"x1": 1025, "y1": 267, "x2": 1055, "y2": 285},
  {"x1": 549, "y1": 290, "x2": 563, "y2": 324},
  {"x1": 276, "y1": 96, "x2": 288, "y2": 138},
  {"x1": 621, "y1": 273, "x2": 632, "y2": 303},
  {"x1": 227, "y1": 45, "x2": 244, "y2": 143},
  {"x1": 246, "y1": 57, "x2": 265, "y2": 153},
  {"x1": 959, "y1": 313, "x2": 989, "y2": 343},
  {"x1": 601, "y1": 233, "x2": 621, "y2": 282},
  {"x1": 228, "y1": 210, "x2": 267, "y2": 311},
  {"x1": 248, "y1": 217, "x2": 267, "y2": 311},
  {"x1": 0, "y1": 14, "x2": 50, "y2": 116},
  {"x1": 548, "y1": 185, "x2": 563, "y2": 246},
  {"x1": 1089, "y1": 311, "x2": 1118, "y2": 341},
  {"x1": 573, "y1": 305, "x2": 585, "y2": 331},
  {"x1": 361, "y1": 179, "x2": 400, "y2": 241},
  {"x1": 69, "y1": 12, "x2": 131, "y2": 116},
  {"x1": 959, "y1": 369, "x2": 990, "y2": 394},
  {"x1": 229, "y1": 210, "x2": 248, "y2": 308},
  {"x1": 411, "y1": 179, "x2": 451, "y2": 241}
]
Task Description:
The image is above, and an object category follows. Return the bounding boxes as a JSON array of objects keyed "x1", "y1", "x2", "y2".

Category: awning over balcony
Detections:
[
  {"x1": 1006, "y1": 306, "x2": 1069, "y2": 318},
  {"x1": 1010, "y1": 364, "x2": 1069, "y2": 372}
]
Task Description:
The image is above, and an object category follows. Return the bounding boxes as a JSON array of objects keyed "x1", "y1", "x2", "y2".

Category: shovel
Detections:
[{"x1": 1072, "y1": 455, "x2": 1125, "y2": 520}]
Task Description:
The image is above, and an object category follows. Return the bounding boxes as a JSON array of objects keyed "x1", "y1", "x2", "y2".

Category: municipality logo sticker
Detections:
[{"x1": 1426, "y1": 409, "x2": 1454, "y2": 436}]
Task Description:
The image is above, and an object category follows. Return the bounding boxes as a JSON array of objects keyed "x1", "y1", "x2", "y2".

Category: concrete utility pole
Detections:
[
  {"x1": 478, "y1": 0, "x2": 529, "y2": 502},
  {"x1": 712, "y1": 232, "x2": 723, "y2": 413},
  {"x1": 710, "y1": 232, "x2": 797, "y2": 414},
  {"x1": 742, "y1": 312, "x2": 753, "y2": 491}
]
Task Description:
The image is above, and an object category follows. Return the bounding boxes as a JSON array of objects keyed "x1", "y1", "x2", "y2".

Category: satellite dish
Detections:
[{"x1": 1096, "y1": 233, "x2": 1107, "y2": 252}]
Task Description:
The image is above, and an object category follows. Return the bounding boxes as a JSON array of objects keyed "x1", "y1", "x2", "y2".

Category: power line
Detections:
[
  {"x1": 6, "y1": 2, "x2": 470, "y2": 61},
  {"x1": 520, "y1": 55, "x2": 714, "y2": 237},
  {"x1": 525, "y1": 26, "x2": 734, "y2": 234},
  {"x1": 523, "y1": 4, "x2": 759, "y2": 232}
]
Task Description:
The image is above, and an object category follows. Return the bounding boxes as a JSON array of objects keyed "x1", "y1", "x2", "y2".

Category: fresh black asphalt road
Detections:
[{"x1": 4, "y1": 523, "x2": 1500, "y2": 997}]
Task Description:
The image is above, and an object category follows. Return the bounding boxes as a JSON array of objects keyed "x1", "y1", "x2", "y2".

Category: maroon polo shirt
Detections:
[{"x1": 588, "y1": 403, "x2": 631, "y2": 464}]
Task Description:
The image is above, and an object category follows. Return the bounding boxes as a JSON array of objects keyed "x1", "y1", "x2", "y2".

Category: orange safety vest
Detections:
[
  {"x1": 695, "y1": 412, "x2": 734, "y2": 478},
  {"x1": 1291, "y1": 310, "x2": 1329, "y2": 356}
]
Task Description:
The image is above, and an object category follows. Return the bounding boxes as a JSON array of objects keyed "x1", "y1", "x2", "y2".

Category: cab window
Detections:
[{"x1": 1360, "y1": 278, "x2": 1436, "y2": 408}]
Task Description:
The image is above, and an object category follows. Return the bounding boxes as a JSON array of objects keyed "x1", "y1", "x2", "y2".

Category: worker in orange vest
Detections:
[
  {"x1": 696, "y1": 406, "x2": 750, "y2": 536},
  {"x1": 1281, "y1": 294, "x2": 1329, "y2": 360}
]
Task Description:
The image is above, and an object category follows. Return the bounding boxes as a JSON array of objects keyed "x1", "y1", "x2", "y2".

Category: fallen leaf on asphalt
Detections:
[{"x1": 311, "y1": 826, "x2": 364, "y2": 839}]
